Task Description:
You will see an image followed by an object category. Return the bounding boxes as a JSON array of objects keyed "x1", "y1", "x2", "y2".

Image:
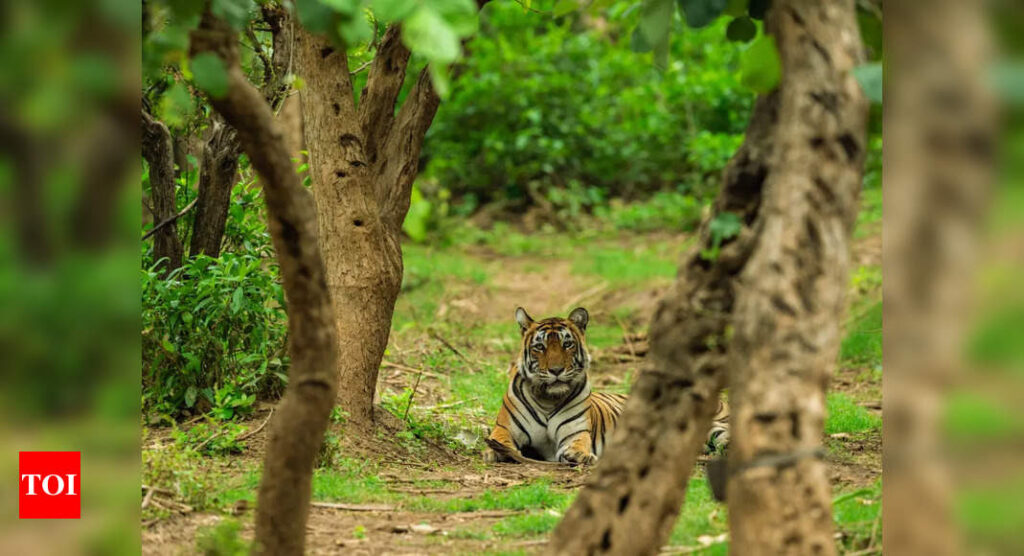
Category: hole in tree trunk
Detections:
[
  {"x1": 617, "y1": 494, "x2": 630, "y2": 514},
  {"x1": 353, "y1": 219, "x2": 364, "y2": 227},
  {"x1": 600, "y1": 529, "x2": 612, "y2": 550},
  {"x1": 335, "y1": 170, "x2": 347, "y2": 178}
]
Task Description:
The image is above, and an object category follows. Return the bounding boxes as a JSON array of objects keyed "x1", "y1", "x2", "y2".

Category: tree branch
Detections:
[
  {"x1": 378, "y1": 66, "x2": 440, "y2": 229},
  {"x1": 358, "y1": 25, "x2": 412, "y2": 166},
  {"x1": 143, "y1": 197, "x2": 198, "y2": 241},
  {"x1": 190, "y1": 11, "x2": 338, "y2": 556}
]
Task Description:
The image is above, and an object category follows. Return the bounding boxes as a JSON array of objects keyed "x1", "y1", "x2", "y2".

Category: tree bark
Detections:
[
  {"x1": 142, "y1": 109, "x2": 184, "y2": 274},
  {"x1": 293, "y1": 23, "x2": 439, "y2": 427},
  {"x1": 725, "y1": 1, "x2": 867, "y2": 553},
  {"x1": 191, "y1": 12, "x2": 339, "y2": 555},
  {"x1": 189, "y1": 119, "x2": 240, "y2": 258},
  {"x1": 549, "y1": 2, "x2": 866, "y2": 554},
  {"x1": 883, "y1": 1, "x2": 993, "y2": 554}
]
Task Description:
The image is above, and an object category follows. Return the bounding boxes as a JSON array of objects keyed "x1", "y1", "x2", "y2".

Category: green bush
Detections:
[
  {"x1": 421, "y1": 4, "x2": 753, "y2": 210},
  {"x1": 142, "y1": 253, "x2": 288, "y2": 419}
]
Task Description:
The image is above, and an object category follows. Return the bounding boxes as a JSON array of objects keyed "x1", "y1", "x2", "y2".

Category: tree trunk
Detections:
[
  {"x1": 725, "y1": 1, "x2": 867, "y2": 553},
  {"x1": 142, "y1": 110, "x2": 184, "y2": 274},
  {"x1": 883, "y1": 1, "x2": 993, "y2": 554},
  {"x1": 549, "y1": 2, "x2": 866, "y2": 554},
  {"x1": 547, "y1": 92, "x2": 778, "y2": 556},
  {"x1": 294, "y1": 24, "x2": 439, "y2": 428},
  {"x1": 190, "y1": 12, "x2": 339, "y2": 555},
  {"x1": 189, "y1": 119, "x2": 240, "y2": 258}
]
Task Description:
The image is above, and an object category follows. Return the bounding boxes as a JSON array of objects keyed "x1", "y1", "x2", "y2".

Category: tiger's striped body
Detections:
[{"x1": 485, "y1": 307, "x2": 731, "y2": 465}]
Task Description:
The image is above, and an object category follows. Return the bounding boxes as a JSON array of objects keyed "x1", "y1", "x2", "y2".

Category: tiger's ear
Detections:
[
  {"x1": 568, "y1": 307, "x2": 589, "y2": 332},
  {"x1": 514, "y1": 307, "x2": 534, "y2": 334}
]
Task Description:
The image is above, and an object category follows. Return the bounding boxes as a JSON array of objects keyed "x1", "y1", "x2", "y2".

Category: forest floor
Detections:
[{"x1": 142, "y1": 190, "x2": 882, "y2": 555}]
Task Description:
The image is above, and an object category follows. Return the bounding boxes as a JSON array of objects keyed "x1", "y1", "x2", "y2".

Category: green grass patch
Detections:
[
  {"x1": 667, "y1": 476, "x2": 729, "y2": 548},
  {"x1": 311, "y1": 458, "x2": 390, "y2": 503},
  {"x1": 570, "y1": 243, "x2": 679, "y2": 287},
  {"x1": 492, "y1": 511, "x2": 562, "y2": 538},
  {"x1": 825, "y1": 392, "x2": 881, "y2": 435},
  {"x1": 854, "y1": 186, "x2": 882, "y2": 239},
  {"x1": 833, "y1": 482, "x2": 882, "y2": 552},
  {"x1": 840, "y1": 299, "x2": 881, "y2": 369},
  {"x1": 405, "y1": 480, "x2": 574, "y2": 512},
  {"x1": 449, "y1": 365, "x2": 509, "y2": 416}
]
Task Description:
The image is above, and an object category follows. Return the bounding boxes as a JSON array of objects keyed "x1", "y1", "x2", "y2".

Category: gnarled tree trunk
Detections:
[
  {"x1": 725, "y1": 1, "x2": 867, "y2": 552},
  {"x1": 294, "y1": 24, "x2": 439, "y2": 427},
  {"x1": 191, "y1": 12, "x2": 339, "y2": 555},
  {"x1": 546, "y1": 93, "x2": 778, "y2": 556},
  {"x1": 189, "y1": 119, "x2": 240, "y2": 258},
  {"x1": 548, "y1": 1, "x2": 867, "y2": 554},
  {"x1": 142, "y1": 110, "x2": 184, "y2": 274}
]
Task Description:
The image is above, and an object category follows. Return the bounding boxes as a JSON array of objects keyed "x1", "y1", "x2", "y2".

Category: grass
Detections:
[
  {"x1": 493, "y1": 511, "x2": 562, "y2": 538},
  {"x1": 840, "y1": 299, "x2": 882, "y2": 369},
  {"x1": 405, "y1": 480, "x2": 574, "y2": 513},
  {"x1": 825, "y1": 392, "x2": 881, "y2": 435}
]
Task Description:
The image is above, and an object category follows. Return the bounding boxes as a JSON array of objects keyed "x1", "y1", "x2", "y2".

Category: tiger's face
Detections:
[{"x1": 515, "y1": 307, "x2": 591, "y2": 402}]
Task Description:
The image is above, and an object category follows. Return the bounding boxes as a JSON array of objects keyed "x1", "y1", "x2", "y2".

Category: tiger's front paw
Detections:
[{"x1": 560, "y1": 450, "x2": 598, "y2": 466}]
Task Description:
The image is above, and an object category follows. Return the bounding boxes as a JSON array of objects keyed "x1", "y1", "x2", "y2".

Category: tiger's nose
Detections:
[{"x1": 549, "y1": 367, "x2": 565, "y2": 377}]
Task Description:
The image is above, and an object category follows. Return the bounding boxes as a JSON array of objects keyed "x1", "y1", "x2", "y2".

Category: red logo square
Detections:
[{"x1": 19, "y1": 451, "x2": 80, "y2": 519}]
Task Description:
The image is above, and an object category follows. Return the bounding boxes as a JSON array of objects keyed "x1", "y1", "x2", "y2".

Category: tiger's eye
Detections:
[{"x1": 563, "y1": 342, "x2": 574, "y2": 349}]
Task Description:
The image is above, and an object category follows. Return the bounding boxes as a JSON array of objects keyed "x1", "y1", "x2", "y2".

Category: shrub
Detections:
[
  {"x1": 142, "y1": 253, "x2": 288, "y2": 419},
  {"x1": 421, "y1": 3, "x2": 753, "y2": 210}
]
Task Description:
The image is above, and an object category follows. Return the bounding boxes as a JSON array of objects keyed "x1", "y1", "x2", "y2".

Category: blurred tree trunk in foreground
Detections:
[
  {"x1": 294, "y1": 24, "x2": 442, "y2": 428},
  {"x1": 548, "y1": 1, "x2": 867, "y2": 554},
  {"x1": 726, "y1": 1, "x2": 866, "y2": 551},
  {"x1": 191, "y1": 11, "x2": 339, "y2": 555},
  {"x1": 884, "y1": 1, "x2": 994, "y2": 554}
]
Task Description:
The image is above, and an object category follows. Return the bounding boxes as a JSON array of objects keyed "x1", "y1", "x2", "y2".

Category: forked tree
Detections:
[{"x1": 548, "y1": 0, "x2": 868, "y2": 553}]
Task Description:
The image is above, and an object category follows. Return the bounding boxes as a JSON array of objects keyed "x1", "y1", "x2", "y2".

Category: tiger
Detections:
[{"x1": 484, "y1": 306, "x2": 731, "y2": 465}]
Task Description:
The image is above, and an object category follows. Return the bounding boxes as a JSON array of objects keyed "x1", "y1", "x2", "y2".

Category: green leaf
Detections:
[
  {"x1": 191, "y1": 52, "x2": 230, "y2": 98},
  {"x1": 231, "y1": 286, "x2": 245, "y2": 313},
  {"x1": 322, "y1": 0, "x2": 362, "y2": 16},
  {"x1": 403, "y1": 185, "x2": 432, "y2": 242},
  {"x1": 677, "y1": 0, "x2": 727, "y2": 29},
  {"x1": 708, "y1": 211, "x2": 742, "y2": 240},
  {"x1": 211, "y1": 0, "x2": 254, "y2": 30},
  {"x1": 168, "y1": 0, "x2": 206, "y2": 20},
  {"x1": 724, "y1": 0, "x2": 747, "y2": 17},
  {"x1": 157, "y1": 82, "x2": 194, "y2": 128},
  {"x1": 337, "y1": 13, "x2": 373, "y2": 45},
  {"x1": 185, "y1": 386, "x2": 198, "y2": 408},
  {"x1": 638, "y1": 0, "x2": 674, "y2": 60},
  {"x1": 295, "y1": 0, "x2": 336, "y2": 34},
  {"x1": 740, "y1": 34, "x2": 781, "y2": 93},
  {"x1": 747, "y1": 0, "x2": 769, "y2": 20},
  {"x1": 726, "y1": 16, "x2": 756, "y2": 42},
  {"x1": 402, "y1": 6, "x2": 461, "y2": 64},
  {"x1": 429, "y1": 64, "x2": 452, "y2": 100},
  {"x1": 852, "y1": 63, "x2": 883, "y2": 104},
  {"x1": 553, "y1": 0, "x2": 579, "y2": 17},
  {"x1": 433, "y1": 0, "x2": 479, "y2": 37},
  {"x1": 630, "y1": 26, "x2": 652, "y2": 53},
  {"x1": 373, "y1": 0, "x2": 417, "y2": 21}
]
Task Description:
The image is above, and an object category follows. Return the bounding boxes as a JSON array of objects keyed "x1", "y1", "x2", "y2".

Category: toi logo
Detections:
[{"x1": 19, "y1": 451, "x2": 80, "y2": 519}]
